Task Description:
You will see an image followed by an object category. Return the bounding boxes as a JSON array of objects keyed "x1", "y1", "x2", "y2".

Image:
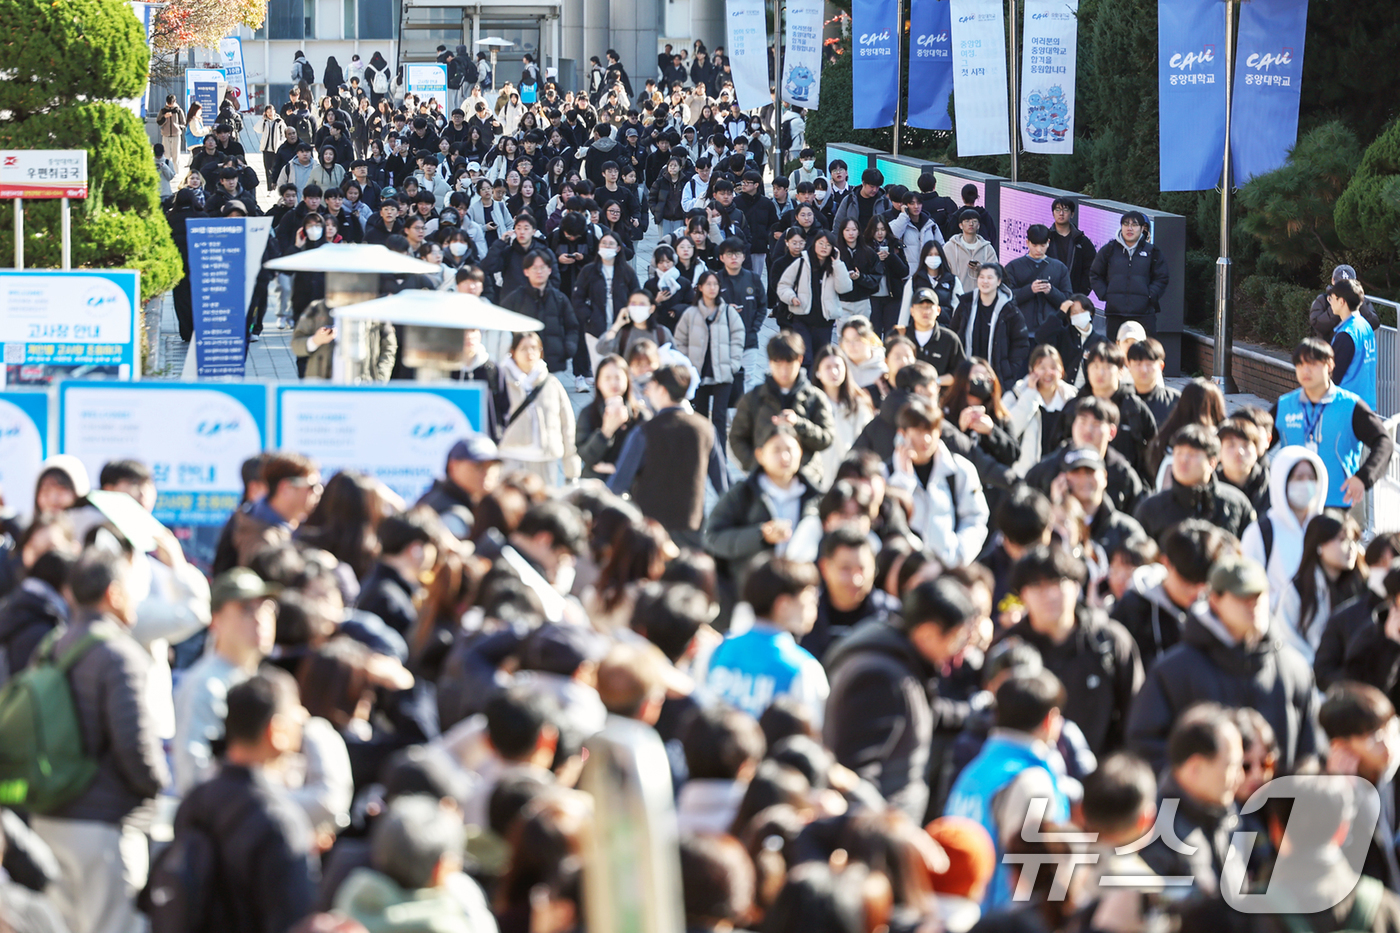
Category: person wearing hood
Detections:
[
  {"x1": 1004, "y1": 345, "x2": 1078, "y2": 478},
  {"x1": 1241, "y1": 445, "x2": 1328, "y2": 610},
  {"x1": 704, "y1": 426, "x2": 823, "y2": 585},
  {"x1": 364, "y1": 52, "x2": 391, "y2": 107},
  {"x1": 1046, "y1": 197, "x2": 1097, "y2": 294},
  {"x1": 292, "y1": 49, "x2": 315, "y2": 92},
  {"x1": 824, "y1": 578, "x2": 980, "y2": 822},
  {"x1": 323, "y1": 55, "x2": 345, "y2": 95},
  {"x1": 1272, "y1": 511, "x2": 1367, "y2": 664},
  {"x1": 942, "y1": 209, "x2": 999, "y2": 293},
  {"x1": 1133, "y1": 425, "x2": 1255, "y2": 544},
  {"x1": 0, "y1": 546, "x2": 72, "y2": 681},
  {"x1": 730, "y1": 330, "x2": 836, "y2": 489},
  {"x1": 1089, "y1": 210, "x2": 1170, "y2": 341},
  {"x1": 1003, "y1": 225, "x2": 1072, "y2": 334},
  {"x1": 582, "y1": 123, "x2": 621, "y2": 187},
  {"x1": 1128, "y1": 554, "x2": 1323, "y2": 776},
  {"x1": 948, "y1": 262, "x2": 1030, "y2": 389},
  {"x1": 1112, "y1": 519, "x2": 1230, "y2": 671},
  {"x1": 495, "y1": 332, "x2": 580, "y2": 484}
]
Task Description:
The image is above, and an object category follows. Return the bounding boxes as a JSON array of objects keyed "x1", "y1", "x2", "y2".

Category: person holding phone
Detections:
[
  {"x1": 576, "y1": 354, "x2": 649, "y2": 480},
  {"x1": 942, "y1": 208, "x2": 998, "y2": 293},
  {"x1": 1004, "y1": 224, "x2": 1073, "y2": 333},
  {"x1": 675, "y1": 271, "x2": 746, "y2": 452}
]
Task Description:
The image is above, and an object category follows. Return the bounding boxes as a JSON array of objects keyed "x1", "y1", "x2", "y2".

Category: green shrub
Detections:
[
  {"x1": 0, "y1": 2, "x2": 181, "y2": 301},
  {"x1": 0, "y1": 0, "x2": 149, "y2": 116},
  {"x1": 1335, "y1": 117, "x2": 1400, "y2": 280},
  {"x1": 1234, "y1": 274, "x2": 1315, "y2": 349}
]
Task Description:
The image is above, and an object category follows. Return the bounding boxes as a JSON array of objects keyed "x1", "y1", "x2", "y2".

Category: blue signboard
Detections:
[
  {"x1": 60, "y1": 381, "x2": 268, "y2": 526},
  {"x1": 0, "y1": 390, "x2": 50, "y2": 525},
  {"x1": 187, "y1": 217, "x2": 251, "y2": 377},
  {"x1": 0, "y1": 270, "x2": 140, "y2": 379},
  {"x1": 276, "y1": 384, "x2": 488, "y2": 504}
]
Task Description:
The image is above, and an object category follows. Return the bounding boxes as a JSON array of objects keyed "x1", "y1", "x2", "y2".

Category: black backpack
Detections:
[
  {"x1": 140, "y1": 825, "x2": 224, "y2": 932},
  {"x1": 460, "y1": 57, "x2": 479, "y2": 87}
]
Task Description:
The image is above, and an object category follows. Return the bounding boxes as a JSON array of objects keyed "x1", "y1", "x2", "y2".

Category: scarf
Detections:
[{"x1": 501, "y1": 356, "x2": 550, "y2": 454}]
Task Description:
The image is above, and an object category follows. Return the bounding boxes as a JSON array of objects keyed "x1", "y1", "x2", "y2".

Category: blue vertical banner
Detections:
[
  {"x1": 1158, "y1": 0, "x2": 1227, "y2": 191},
  {"x1": 908, "y1": 0, "x2": 954, "y2": 130},
  {"x1": 187, "y1": 218, "x2": 248, "y2": 378},
  {"x1": 1231, "y1": 0, "x2": 1308, "y2": 183},
  {"x1": 853, "y1": 0, "x2": 901, "y2": 128}
]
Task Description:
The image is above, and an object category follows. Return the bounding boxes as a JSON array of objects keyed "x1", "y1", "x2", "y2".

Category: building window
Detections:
[
  {"x1": 262, "y1": 0, "x2": 303, "y2": 39},
  {"x1": 359, "y1": 0, "x2": 395, "y2": 39}
]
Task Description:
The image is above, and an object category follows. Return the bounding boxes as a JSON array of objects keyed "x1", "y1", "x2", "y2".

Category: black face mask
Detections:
[{"x1": 968, "y1": 377, "x2": 994, "y2": 403}]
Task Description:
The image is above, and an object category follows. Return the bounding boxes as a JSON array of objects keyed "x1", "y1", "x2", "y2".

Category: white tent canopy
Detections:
[{"x1": 331, "y1": 289, "x2": 543, "y2": 332}]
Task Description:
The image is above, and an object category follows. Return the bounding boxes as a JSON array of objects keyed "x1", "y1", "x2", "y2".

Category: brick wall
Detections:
[{"x1": 1180, "y1": 330, "x2": 1296, "y2": 402}]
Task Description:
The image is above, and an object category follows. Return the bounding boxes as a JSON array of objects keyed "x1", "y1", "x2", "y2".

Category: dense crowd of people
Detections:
[{"x1": 5, "y1": 37, "x2": 1397, "y2": 933}]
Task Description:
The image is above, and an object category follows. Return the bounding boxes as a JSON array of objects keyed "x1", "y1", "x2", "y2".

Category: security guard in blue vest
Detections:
[
  {"x1": 1327, "y1": 279, "x2": 1378, "y2": 410},
  {"x1": 1272, "y1": 337, "x2": 1393, "y2": 510}
]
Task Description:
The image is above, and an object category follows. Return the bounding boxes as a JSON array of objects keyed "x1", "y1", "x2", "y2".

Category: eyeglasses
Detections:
[{"x1": 285, "y1": 477, "x2": 323, "y2": 493}]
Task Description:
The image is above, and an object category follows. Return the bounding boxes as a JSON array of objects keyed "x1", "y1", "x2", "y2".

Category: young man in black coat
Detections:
[
  {"x1": 1127, "y1": 554, "x2": 1323, "y2": 775},
  {"x1": 1047, "y1": 197, "x2": 1097, "y2": 295},
  {"x1": 356, "y1": 514, "x2": 434, "y2": 637},
  {"x1": 499, "y1": 248, "x2": 578, "y2": 374},
  {"x1": 1089, "y1": 210, "x2": 1170, "y2": 341}
]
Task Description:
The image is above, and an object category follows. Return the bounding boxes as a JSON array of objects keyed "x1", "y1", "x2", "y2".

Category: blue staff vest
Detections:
[
  {"x1": 1333, "y1": 313, "x2": 1378, "y2": 410},
  {"x1": 1275, "y1": 385, "x2": 1364, "y2": 508}
]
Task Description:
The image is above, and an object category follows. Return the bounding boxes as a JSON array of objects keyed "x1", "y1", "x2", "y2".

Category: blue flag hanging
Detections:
[
  {"x1": 908, "y1": 0, "x2": 954, "y2": 130},
  {"x1": 853, "y1": 0, "x2": 901, "y2": 128},
  {"x1": 1157, "y1": 0, "x2": 1227, "y2": 191},
  {"x1": 1231, "y1": 0, "x2": 1307, "y2": 183}
]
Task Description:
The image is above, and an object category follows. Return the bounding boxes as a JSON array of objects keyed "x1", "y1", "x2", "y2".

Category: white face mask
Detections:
[
  {"x1": 598, "y1": 247, "x2": 618, "y2": 260},
  {"x1": 449, "y1": 241, "x2": 469, "y2": 256},
  {"x1": 802, "y1": 159, "x2": 814, "y2": 170},
  {"x1": 306, "y1": 226, "x2": 324, "y2": 241},
  {"x1": 628, "y1": 305, "x2": 652, "y2": 323},
  {"x1": 924, "y1": 255, "x2": 942, "y2": 271},
  {"x1": 814, "y1": 190, "x2": 828, "y2": 203},
  {"x1": 1286, "y1": 479, "x2": 1318, "y2": 510},
  {"x1": 1370, "y1": 566, "x2": 1390, "y2": 597}
]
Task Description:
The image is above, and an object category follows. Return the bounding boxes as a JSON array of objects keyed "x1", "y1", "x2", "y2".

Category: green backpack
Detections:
[{"x1": 0, "y1": 627, "x2": 108, "y2": 813}]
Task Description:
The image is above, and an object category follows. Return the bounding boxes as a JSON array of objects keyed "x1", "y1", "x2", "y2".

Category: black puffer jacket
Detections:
[
  {"x1": 822, "y1": 620, "x2": 938, "y2": 822},
  {"x1": 1133, "y1": 477, "x2": 1256, "y2": 545},
  {"x1": 948, "y1": 288, "x2": 1030, "y2": 388},
  {"x1": 1000, "y1": 607, "x2": 1144, "y2": 757},
  {"x1": 500, "y1": 283, "x2": 579, "y2": 373},
  {"x1": 571, "y1": 259, "x2": 641, "y2": 337},
  {"x1": 0, "y1": 578, "x2": 67, "y2": 681},
  {"x1": 1089, "y1": 233, "x2": 1169, "y2": 319},
  {"x1": 1051, "y1": 388, "x2": 1157, "y2": 484},
  {"x1": 46, "y1": 613, "x2": 169, "y2": 824},
  {"x1": 1127, "y1": 611, "x2": 1323, "y2": 774}
]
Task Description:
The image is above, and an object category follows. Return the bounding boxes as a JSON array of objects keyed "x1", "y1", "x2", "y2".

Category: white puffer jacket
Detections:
[{"x1": 776, "y1": 252, "x2": 854, "y2": 323}]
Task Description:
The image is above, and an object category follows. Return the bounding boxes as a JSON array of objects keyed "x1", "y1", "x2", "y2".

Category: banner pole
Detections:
[
  {"x1": 774, "y1": 0, "x2": 784, "y2": 177},
  {"x1": 61, "y1": 197, "x2": 71, "y2": 270},
  {"x1": 1008, "y1": 0, "x2": 1018, "y2": 180},
  {"x1": 13, "y1": 198, "x2": 21, "y2": 270},
  {"x1": 892, "y1": 0, "x2": 903, "y2": 154},
  {"x1": 1213, "y1": 0, "x2": 1236, "y2": 392}
]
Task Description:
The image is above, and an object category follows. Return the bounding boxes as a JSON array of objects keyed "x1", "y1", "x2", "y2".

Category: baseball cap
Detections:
[
  {"x1": 380, "y1": 186, "x2": 398, "y2": 200},
  {"x1": 447, "y1": 434, "x2": 500, "y2": 464},
  {"x1": 1060, "y1": 446, "x2": 1106, "y2": 473},
  {"x1": 925, "y1": 817, "x2": 996, "y2": 922},
  {"x1": 522, "y1": 623, "x2": 610, "y2": 676},
  {"x1": 1209, "y1": 555, "x2": 1269, "y2": 598},
  {"x1": 210, "y1": 568, "x2": 281, "y2": 611},
  {"x1": 911, "y1": 287, "x2": 938, "y2": 306},
  {"x1": 467, "y1": 161, "x2": 482, "y2": 172},
  {"x1": 625, "y1": 127, "x2": 639, "y2": 137},
  {"x1": 1333, "y1": 264, "x2": 1357, "y2": 283},
  {"x1": 1116, "y1": 321, "x2": 1147, "y2": 343}
]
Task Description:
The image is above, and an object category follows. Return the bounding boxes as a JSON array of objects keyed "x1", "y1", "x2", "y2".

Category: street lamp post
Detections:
[{"x1": 1213, "y1": 0, "x2": 1239, "y2": 392}]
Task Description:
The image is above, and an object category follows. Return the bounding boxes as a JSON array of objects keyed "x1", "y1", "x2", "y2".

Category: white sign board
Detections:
[
  {"x1": 0, "y1": 270, "x2": 139, "y2": 377},
  {"x1": 405, "y1": 63, "x2": 449, "y2": 111},
  {"x1": 0, "y1": 392, "x2": 48, "y2": 526},
  {"x1": 60, "y1": 383, "x2": 267, "y2": 526},
  {"x1": 0, "y1": 150, "x2": 89, "y2": 199},
  {"x1": 276, "y1": 386, "x2": 488, "y2": 504}
]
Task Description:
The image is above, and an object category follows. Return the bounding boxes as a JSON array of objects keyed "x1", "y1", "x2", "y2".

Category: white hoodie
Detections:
[{"x1": 1240, "y1": 445, "x2": 1328, "y2": 613}]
